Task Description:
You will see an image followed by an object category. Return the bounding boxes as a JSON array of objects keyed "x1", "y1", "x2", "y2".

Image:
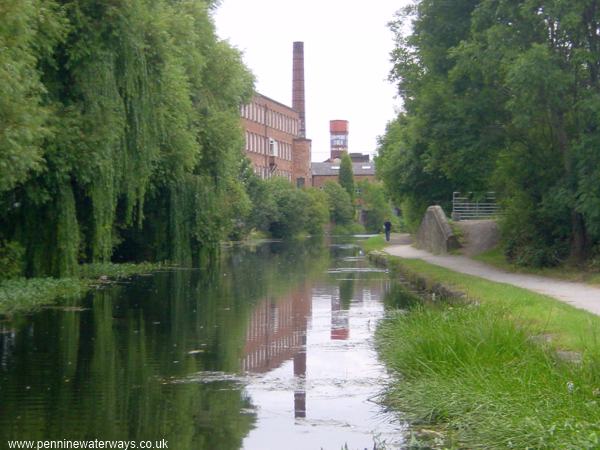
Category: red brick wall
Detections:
[
  {"x1": 241, "y1": 94, "x2": 301, "y2": 181},
  {"x1": 292, "y1": 138, "x2": 311, "y2": 186}
]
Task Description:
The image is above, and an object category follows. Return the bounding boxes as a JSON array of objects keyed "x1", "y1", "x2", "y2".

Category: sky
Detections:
[{"x1": 213, "y1": 0, "x2": 407, "y2": 162}]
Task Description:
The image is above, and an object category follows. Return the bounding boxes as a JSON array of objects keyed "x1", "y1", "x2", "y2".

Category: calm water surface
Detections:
[{"x1": 0, "y1": 240, "x2": 405, "y2": 449}]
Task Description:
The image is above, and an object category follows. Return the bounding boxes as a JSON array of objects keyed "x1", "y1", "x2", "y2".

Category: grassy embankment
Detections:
[
  {"x1": 0, "y1": 262, "x2": 161, "y2": 316},
  {"x1": 377, "y1": 255, "x2": 600, "y2": 449},
  {"x1": 475, "y1": 247, "x2": 600, "y2": 285}
]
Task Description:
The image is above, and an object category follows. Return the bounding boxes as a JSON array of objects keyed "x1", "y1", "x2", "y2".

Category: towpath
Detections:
[{"x1": 384, "y1": 234, "x2": 600, "y2": 316}]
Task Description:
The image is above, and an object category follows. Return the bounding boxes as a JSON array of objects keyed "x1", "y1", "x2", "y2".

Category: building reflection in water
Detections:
[
  {"x1": 241, "y1": 274, "x2": 388, "y2": 421},
  {"x1": 331, "y1": 278, "x2": 352, "y2": 340},
  {"x1": 241, "y1": 283, "x2": 310, "y2": 418}
]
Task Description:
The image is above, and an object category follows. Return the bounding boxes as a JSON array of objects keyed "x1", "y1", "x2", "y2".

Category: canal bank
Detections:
[
  {"x1": 0, "y1": 262, "x2": 162, "y2": 316},
  {"x1": 374, "y1": 248, "x2": 600, "y2": 448},
  {"x1": 0, "y1": 239, "x2": 405, "y2": 450}
]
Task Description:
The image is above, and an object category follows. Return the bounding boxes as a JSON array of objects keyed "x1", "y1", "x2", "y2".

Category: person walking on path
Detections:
[{"x1": 384, "y1": 220, "x2": 392, "y2": 242}]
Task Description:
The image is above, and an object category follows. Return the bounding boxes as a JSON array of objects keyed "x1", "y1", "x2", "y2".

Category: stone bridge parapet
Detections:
[{"x1": 416, "y1": 206, "x2": 459, "y2": 255}]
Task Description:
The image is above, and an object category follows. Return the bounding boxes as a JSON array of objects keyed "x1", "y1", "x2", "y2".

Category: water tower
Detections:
[{"x1": 330, "y1": 120, "x2": 349, "y2": 160}]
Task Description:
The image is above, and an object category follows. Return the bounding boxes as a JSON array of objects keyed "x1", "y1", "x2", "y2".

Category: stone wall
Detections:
[
  {"x1": 455, "y1": 220, "x2": 500, "y2": 256},
  {"x1": 416, "y1": 206, "x2": 459, "y2": 254}
]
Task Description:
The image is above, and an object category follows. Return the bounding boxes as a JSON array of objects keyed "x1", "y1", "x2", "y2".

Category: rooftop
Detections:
[{"x1": 311, "y1": 162, "x2": 376, "y2": 177}]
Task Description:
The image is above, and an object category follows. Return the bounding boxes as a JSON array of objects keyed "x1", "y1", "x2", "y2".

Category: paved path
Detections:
[{"x1": 385, "y1": 236, "x2": 600, "y2": 316}]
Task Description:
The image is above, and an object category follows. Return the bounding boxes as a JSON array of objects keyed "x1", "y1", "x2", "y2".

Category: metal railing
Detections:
[{"x1": 451, "y1": 192, "x2": 502, "y2": 221}]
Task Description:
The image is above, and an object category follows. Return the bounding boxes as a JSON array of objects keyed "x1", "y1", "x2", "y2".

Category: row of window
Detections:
[
  {"x1": 253, "y1": 166, "x2": 292, "y2": 181},
  {"x1": 242, "y1": 330, "x2": 303, "y2": 372},
  {"x1": 241, "y1": 102, "x2": 299, "y2": 135},
  {"x1": 245, "y1": 131, "x2": 292, "y2": 161}
]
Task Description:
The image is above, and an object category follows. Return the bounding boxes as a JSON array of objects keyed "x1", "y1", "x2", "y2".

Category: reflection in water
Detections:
[
  {"x1": 0, "y1": 239, "x2": 404, "y2": 449},
  {"x1": 241, "y1": 283, "x2": 311, "y2": 419},
  {"x1": 241, "y1": 242, "x2": 404, "y2": 449}
]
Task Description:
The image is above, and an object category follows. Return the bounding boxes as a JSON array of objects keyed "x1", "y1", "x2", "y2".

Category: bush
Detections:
[
  {"x1": 500, "y1": 193, "x2": 570, "y2": 267},
  {"x1": 251, "y1": 178, "x2": 328, "y2": 239},
  {"x1": 304, "y1": 188, "x2": 329, "y2": 236}
]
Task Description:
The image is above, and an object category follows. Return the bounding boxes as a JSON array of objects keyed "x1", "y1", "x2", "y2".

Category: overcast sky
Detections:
[{"x1": 213, "y1": 0, "x2": 406, "y2": 162}]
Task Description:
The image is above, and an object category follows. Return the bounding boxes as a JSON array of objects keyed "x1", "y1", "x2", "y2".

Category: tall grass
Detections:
[
  {"x1": 378, "y1": 302, "x2": 600, "y2": 448},
  {"x1": 388, "y1": 257, "x2": 600, "y2": 351},
  {"x1": 378, "y1": 255, "x2": 600, "y2": 449}
]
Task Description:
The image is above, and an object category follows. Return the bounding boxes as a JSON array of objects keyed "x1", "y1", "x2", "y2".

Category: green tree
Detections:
[
  {"x1": 323, "y1": 181, "x2": 354, "y2": 225},
  {"x1": 304, "y1": 188, "x2": 329, "y2": 236},
  {"x1": 379, "y1": 0, "x2": 600, "y2": 265},
  {"x1": 0, "y1": 0, "x2": 254, "y2": 276},
  {"x1": 263, "y1": 178, "x2": 308, "y2": 239},
  {"x1": 338, "y1": 153, "x2": 355, "y2": 200},
  {"x1": 357, "y1": 181, "x2": 393, "y2": 233},
  {"x1": 0, "y1": 0, "x2": 65, "y2": 193}
]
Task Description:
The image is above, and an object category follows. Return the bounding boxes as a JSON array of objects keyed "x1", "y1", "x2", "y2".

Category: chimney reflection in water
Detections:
[{"x1": 241, "y1": 283, "x2": 310, "y2": 419}]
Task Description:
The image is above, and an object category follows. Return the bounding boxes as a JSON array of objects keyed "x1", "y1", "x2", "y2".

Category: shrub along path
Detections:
[{"x1": 385, "y1": 235, "x2": 600, "y2": 316}]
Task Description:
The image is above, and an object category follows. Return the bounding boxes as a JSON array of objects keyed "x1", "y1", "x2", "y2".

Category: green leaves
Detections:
[
  {"x1": 380, "y1": 0, "x2": 600, "y2": 264},
  {"x1": 0, "y1": 0, "x2": 65, "y2": 193},
  {"x1": 323, "y1": 181, "x2": 354, "y2": 225},
  {"x1": 338, "y1": 153, "x2": 355, "y2": 200},
  {"x1": 0, "y1": 0, "x2": 254, "y2": 276}
]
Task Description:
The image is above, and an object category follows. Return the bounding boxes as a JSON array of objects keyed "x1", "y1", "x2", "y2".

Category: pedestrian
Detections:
[{"x1": 384, "y1": 219, "x2": 392, "y2": 242}]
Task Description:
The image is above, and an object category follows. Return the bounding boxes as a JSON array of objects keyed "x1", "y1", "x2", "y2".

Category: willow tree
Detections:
[{"x1": 0, "y1": 0, "x2": 253, "y2": 276}]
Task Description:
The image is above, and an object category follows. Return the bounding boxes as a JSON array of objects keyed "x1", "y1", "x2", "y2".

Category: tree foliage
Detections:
[
  {"x1": 338, "y1": 152, "x2": 355, "y2": 200},
  {"x1": 357, "y1": 181, "x2": 393, "y2": 234},
  {"x1": 238, "y1": 174, "x2": 328, "y2": 239},
  {"x1": 323, "y1": 181, "x2": 355, "y2": 226},
  {"x1": 0, "y1": 0, "x2": 254, "y2": 276},
  {"x1": 378, "y1": 0, "x2": 600, "y2": 266}
]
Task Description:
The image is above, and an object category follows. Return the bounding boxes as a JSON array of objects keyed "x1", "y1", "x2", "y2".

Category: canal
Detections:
[{"x1": 0, "y1": 239, "x2": 405, "y2": 449}]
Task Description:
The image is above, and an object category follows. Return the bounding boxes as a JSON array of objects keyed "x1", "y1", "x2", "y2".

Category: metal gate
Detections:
[{"x1": 451, "y1": 192, "x2": 501, "y2": 220}]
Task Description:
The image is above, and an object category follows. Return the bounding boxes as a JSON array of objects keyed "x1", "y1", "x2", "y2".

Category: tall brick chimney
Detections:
[{"x1": 292, "y1": 41, "x2": 306, "y2": 138}]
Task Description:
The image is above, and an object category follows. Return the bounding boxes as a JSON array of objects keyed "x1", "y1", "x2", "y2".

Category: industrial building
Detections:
[
  {"x1": 310, "y1": 120, "x2": 376, "y2": 187},
  {"x1": 241, "y1": 42, "x2": 311, "y2": 187}
]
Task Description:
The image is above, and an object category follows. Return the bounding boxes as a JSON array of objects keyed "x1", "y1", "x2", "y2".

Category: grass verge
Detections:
[
  {"x1": 377, "y1": 255, "x2": 600, "y2": 448},
  {"x1": 360, "y1": 234, "x2": 386, "y2": 253},
  {"x1": 0, "y1": 262, "x2": 162, "y2": 317},
  {"x1": 475, "y1": 247, "x2": 600, "y2": 285}
]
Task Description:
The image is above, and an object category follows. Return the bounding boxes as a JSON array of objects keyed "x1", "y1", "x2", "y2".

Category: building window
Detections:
[{"x1": 269, "y1": 139, "x2": 278, "y2": 157}]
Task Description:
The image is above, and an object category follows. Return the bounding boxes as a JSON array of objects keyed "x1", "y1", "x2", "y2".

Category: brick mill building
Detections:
[{"x1": 241, "y1": 42, "x2": 312, "y2": 187}]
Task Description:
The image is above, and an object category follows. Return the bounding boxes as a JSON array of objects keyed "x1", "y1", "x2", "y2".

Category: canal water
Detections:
[{"x1": 0, "y1": 239, "x2": 405, "y2": 449}]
